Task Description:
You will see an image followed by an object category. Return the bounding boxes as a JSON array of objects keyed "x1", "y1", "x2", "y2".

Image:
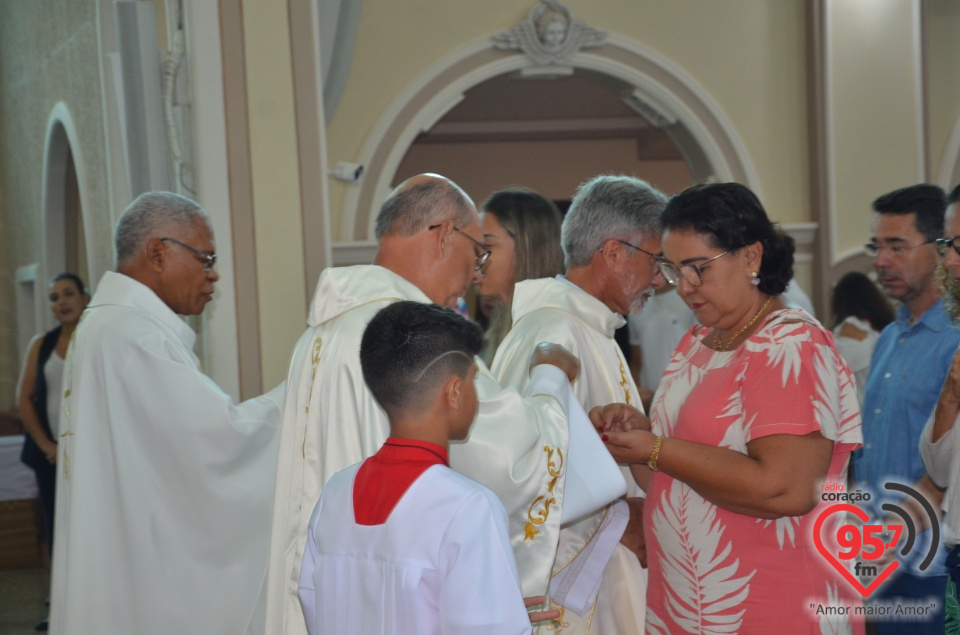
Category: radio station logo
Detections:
[{"x1": 814, "y1": 482, "x2": 939, "y2": 599}]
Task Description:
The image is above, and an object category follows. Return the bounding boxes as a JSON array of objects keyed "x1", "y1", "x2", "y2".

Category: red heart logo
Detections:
[{"x1": 813, "y1": 503, "x2": 899, "y2": 598}]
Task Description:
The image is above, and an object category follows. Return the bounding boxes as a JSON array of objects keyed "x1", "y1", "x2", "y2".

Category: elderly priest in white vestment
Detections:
[
  {"x1": 491, "y1": 175, "x2": 667, "y2": 634},
  {"x1": 49, "y1": 192, "x2": 285, "y2": 635},
  {"x1": 266, "y1": 174, "x2": 607, "y2": 635}
]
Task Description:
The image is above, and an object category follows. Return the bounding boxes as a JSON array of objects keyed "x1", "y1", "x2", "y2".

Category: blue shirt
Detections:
[{"x1": 854, "y1": 298, "x2": 960, "y2": 571}]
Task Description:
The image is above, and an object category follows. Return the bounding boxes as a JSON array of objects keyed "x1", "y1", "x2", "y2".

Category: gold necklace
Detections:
[{"x1": 712, "y1": 295, "x2": 776, "y2": 351}]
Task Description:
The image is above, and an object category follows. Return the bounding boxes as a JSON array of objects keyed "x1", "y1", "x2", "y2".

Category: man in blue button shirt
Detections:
[{"x1": 855, "y1": 183, "x2": 960, "y2": 634}]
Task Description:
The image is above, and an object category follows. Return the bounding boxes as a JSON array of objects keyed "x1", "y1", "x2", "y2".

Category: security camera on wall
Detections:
[{"x1": 329, "y1": 161, "x2": 364, "y2": 183}]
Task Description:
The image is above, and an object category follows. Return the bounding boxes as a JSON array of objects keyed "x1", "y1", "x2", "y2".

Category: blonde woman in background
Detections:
[{"x1": 476, "y1": 187, "x2": 564, "y2": 363}]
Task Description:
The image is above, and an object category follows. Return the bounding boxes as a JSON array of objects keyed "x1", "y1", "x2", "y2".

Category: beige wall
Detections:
[
  {"x1": 826, "y1": 1, "x2": 925, "y2": 263},
  {"x1": 396, "y1": 139, "x2": 692, "y2": 206},
  {"x1": 0, "y1": 0, "x2": 109, "y2": 411},
  {"x1": 326, "y1": 1, "x2": 809, "y2": 238},
  {"x1": 927, "y1": 0, "x2": 960, "y2": 186},
  {"x1": 240, "y1": 0, "x2": 308, "y2": 387}
]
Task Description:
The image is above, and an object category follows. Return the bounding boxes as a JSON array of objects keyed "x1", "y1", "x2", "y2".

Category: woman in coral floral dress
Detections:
[{"x1": 596, "y1": 183, "x2": 865, "y2": 634}]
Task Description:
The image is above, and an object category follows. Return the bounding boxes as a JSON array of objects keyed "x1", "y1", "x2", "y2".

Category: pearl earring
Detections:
[{"x1": 750, "y1": 272, "x2": 760, "y2": 286}]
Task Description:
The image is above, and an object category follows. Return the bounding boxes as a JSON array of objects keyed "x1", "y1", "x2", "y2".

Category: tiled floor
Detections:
[{"x1": 0, "y1": 567, "x2": 48, "y2": 634}]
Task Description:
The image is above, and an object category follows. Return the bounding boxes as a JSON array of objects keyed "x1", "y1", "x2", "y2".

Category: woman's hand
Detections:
[
  {"x1": 602, "y1": 429, "x2": 657, "y2": 465},
  {"x1": 589, "y1": 403, "x2": 650, "y2": 434},
  {"x1": 42, "y1": 440, "x2": 58, "y2": 465}
]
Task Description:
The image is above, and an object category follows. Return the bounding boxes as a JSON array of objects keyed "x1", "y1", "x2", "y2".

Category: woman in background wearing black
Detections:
[{"x1": 17, "y1": 272, "x2": 88, "y2": 631}]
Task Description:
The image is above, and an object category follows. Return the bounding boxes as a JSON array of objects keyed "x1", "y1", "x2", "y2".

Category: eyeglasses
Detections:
[
  {"x1": 936, "y1": 237, "x2": 960, "y2": 258},
  {"x1": 428, "y1": 224, "x2": 491, "y2": 271},
  {"x1": 863, "y1": 240, "x2": 935, "y2": 258},
  {"x1": 656, "y1": 251, "x2": 731, "y2": 287},
  {"x1": 600, "y1": 239, "x2": 663, "y2": 263},
  {"x1": 161, "y1": 237, "x2": 218, "y2": 272}
]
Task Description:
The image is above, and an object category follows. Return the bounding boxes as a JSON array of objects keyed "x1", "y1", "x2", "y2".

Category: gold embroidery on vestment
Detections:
[
  {"x1": 305, "y1": 337, "x2": 323, "y2": 415},
  {"x1": 618, "y1": 359, "x2": 632, "y2": 405},
  {"x1": 544, "y1": 605, "x2": 569, "y2": 632},
  {"x1": 524, "y1": 445, "x2": 564, "y2": 541}
]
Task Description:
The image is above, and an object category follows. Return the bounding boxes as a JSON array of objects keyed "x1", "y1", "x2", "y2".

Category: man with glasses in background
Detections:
[
  {"x1": 490, "y1": 174, "x2": 666, "y2": 634},
  {"x1": 854, "y1": 184, "x2": 959, "y2": 633},
  {"x1": 50, "y1": 192, "x2": 286, "y2": 634}
]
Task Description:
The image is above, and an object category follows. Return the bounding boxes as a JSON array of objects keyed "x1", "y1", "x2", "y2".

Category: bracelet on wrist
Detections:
[{"x1": 647, "y1": 434, "x2": 665, "y2": 472}]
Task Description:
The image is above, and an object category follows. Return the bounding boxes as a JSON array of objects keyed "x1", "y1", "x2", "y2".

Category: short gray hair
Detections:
[
  {"x1": 375, "y1": 179, "x2": 476, "y2": 238},
  {"x1": 561, "y1": 175, "x2": 667, "y2": 268},
  {"x1": 115, "y1": 192, "x2": 210, "y2": 266}
]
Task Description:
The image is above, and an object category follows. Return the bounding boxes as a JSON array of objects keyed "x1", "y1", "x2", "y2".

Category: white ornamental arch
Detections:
[{"x1": 339, "y1": 33, "x2": 760, "y2": 241}]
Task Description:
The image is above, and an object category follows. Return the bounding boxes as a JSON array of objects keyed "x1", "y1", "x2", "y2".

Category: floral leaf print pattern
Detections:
[
  {"x1": 718, "y1": 359, "x2": 751, "y2": 452},
  {"x1": 645, "y1": 608, "x2": 670, "y2": 635},
  {"x1": 654, "y1": 479, "x2": 755, "y2": 634},
  {"x1": 830, "y1": 349, "x2": 863, "y2": 443},
  {"x1": 818, "y1": 582, "x2": 853, "y2": 635},
  {"x1": 747, "y1": 319, "x2": 810, "y2": 386},
  {"x1": 646, "y1": 310, "x2": 865, "y2": 632},
  {"x1": 654, "y1": 347, "x2": 706, "y2": 436},
  {"x1": 755, "y1": 515, "x2": 801, "y2": 550}
]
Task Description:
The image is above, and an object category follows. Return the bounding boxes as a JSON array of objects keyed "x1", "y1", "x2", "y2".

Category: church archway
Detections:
[
  {"x1": 41, "y1": 104, "x2": 91, "y2": 326},
  {"x1": 339, "y1": 26, "x2": 760, "y2": 242}
]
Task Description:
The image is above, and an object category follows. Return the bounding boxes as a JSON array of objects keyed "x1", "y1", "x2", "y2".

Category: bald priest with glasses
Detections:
[{"x1": 49, "y1": 192, "x2": 285, "y2": 635}]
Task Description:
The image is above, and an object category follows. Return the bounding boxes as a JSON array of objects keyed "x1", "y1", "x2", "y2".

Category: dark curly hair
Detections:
[{"x1": 660, "y1": 182, "x2": 793, "y2": 295}]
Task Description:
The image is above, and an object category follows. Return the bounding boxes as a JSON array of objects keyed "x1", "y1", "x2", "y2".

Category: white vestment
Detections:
[
  {"x1": 492, "y1": 277, "x2": 648, "y2": 634},
  {"x1": 626, "y1": 288, "x2": 695, "y2": 392},
  {"x1": 50, "y1": 272, "x2": 284, "y2": 635},
  {"x1": 266, "y1": 265, "x2": 572, "y2": 635},
  {"x1": 299, "y1": 463, "x2": 531, "y2": 635}
]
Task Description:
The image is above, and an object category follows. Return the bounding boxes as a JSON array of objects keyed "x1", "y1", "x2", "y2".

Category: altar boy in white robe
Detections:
[
  {"x1": 299, "y1": 301, "x2": 532, "y2": 635},
  {"x1": 491, "y1": 175, "x2": 667, "y2": 634},
  {"x1": 50, "y1": 192, "x2": 284, "y2": 635},
  {"x1": 267, "y1": 174, "x2": 585, "y2": 635}
]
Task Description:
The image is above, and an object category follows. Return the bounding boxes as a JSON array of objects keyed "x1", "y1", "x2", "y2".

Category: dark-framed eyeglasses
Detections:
[
  {"x1": 428, "y1": 224, "x2": 491, "y2": 271},
  {"x1": 656, "y1": 251, "x2": 731, "y2": 287},
  {"x1": 936, "y1": 237, "x2": 960, "y2": 258},
  {"x1": 863, "y1": 240, "x2": 935, "y2": 258},
  {"x1": 161, "y1": 237, "x2": 218, "y2": 272},
  {"x1": 600, "y1": 239, "x2": 663, "y2": 263}
]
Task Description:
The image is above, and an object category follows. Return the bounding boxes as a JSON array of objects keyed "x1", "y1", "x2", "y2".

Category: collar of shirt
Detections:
[
  {"x1": 352, "y1": 437, "x2": 449, "y2": 525},
  {"x1": 508, "y1": 274, "x2": 626, "y2": 337},
  {"x1": 91, "y1": 271, "x2": 197, "y2": 348},
  {"x1": 895, "y1": 297, "x2": 954, "y2": 333}
]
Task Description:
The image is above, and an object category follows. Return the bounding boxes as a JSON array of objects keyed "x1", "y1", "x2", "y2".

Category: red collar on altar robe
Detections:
[{"x1": 353, "y1": 437, "x2": 450, "y2": 526}]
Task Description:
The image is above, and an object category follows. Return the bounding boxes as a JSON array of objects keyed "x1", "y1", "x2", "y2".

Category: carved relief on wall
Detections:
[{"x1": 491, "y1": 0, "x2": 607, "y2": 66}]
